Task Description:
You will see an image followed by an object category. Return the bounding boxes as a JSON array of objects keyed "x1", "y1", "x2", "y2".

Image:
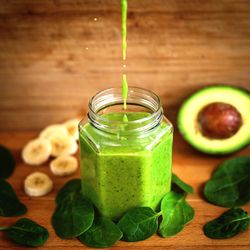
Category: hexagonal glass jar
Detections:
[{"x1": 79, "y1": 87, "x2": 173, "y2": 219}]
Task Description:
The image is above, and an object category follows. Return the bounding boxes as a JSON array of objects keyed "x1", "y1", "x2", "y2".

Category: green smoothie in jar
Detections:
[{"x1": 79, "y1": 87, "x2": 173, "y2": 219}]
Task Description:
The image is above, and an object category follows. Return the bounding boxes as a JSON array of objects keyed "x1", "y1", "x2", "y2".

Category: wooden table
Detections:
[{"x1": 0, "y1": 131, "x2": 249, "y2": 250}]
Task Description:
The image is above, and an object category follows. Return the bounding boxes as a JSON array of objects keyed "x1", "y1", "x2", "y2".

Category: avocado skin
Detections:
[{"x1": 177, "y1": 85, "x2": 250, "y2": 155}]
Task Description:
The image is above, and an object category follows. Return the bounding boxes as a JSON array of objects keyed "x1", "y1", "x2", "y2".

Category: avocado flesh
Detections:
[{"x1": 177, "y1": 85, "x2": 250, "y2": 154}]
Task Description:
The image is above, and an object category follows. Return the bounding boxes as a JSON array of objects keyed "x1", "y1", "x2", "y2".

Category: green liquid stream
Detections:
[
  {"x1": 121, "y1": 0, "x2": 127, "y2": 61},
  {"x1": 121, "y1": 0, "x2": 128, "y2": 122}
]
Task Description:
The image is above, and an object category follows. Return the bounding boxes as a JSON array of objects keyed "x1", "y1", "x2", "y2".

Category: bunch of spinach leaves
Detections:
[
  {"x1": 52, "y1": 179, "x2": 123, "y2": 247},
  {"x1": 52, "y1": 175, "x2": 194, "y2": 247},
  {"x1": 117, "y1": 187, "x2": 194, "y2": 242},
  {"x1": 0, "y1": 145, "x2": 49, "y2": 247},
  {"x1": 203, "y1": 156, "x2": 250, "y2": 239},
  {"x1": 118, "y1": 173, "x2": 195, "y2": 240},
  {"x1": 0, "y1": 145, "x2": 25, "y2": 217}
]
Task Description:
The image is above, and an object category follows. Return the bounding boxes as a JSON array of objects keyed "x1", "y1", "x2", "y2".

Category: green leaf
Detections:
[
  {"x1": 0, "y1": 145, "x2": 15, "y2": 179},
  {"x1": 159, "y1": 191, "x2": 194, "y2": 237},
  {"x1": 52, "y1": 192, "x2": 94, "y2": 238},
  {"x1": 4, "y1": 218, "x2": 49, "y2": 247},
  {"x1": 203, "y1": 208, "x2": 250, "y2": 239},
  {"x1": 117, "y1": 207, "x2": 159, "y2": 242},
  {"x1": 204, "y1": 156, "x2": 250, "y2": 207},
  {"x1": 56, "y1": 178, "x2": 81, "y2": 205},
  {"x1": 0, "y1": 180, "x2": 27, "y2": 217},
  {"x1": 78, "y1": 217, "x2": 123, "y2": 248},
  {"x1": 172, "y1": 174, "x2": 194, "y2": 194}
]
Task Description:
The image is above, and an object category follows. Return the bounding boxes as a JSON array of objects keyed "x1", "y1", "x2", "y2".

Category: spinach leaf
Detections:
[
  {"x1": 117, "y1": 207, "x2": 159, "y2": 242},
  {"x1": 56, "y1": 178, "x2": 81, "y2": 205},
  {"x1": 172, "y1": 173, "x2": 194, "y2": 194},
  {"x1": 204, "y1": 156, "x2": 250, "y2": 207},
  {"x1": 203, "y1": 208, "x2": 250, "y2": 239},
  {"x1": 159, "y1": 191, "x2": 194, "y2": 237},
  {"x1": 78, "y1": 217, "x2": 123, "y2": 248},
  {"x1": 0, "y1": 145, "x2": 15, "y2": 179},
  {"x1": 52, "y1": 192, "x2": 94, "y2": 238},
  {"x1": 0, "y1": 180, "x2": 27, "y2": 217},
  {"x1": 0, "y1": 218, "x2": 49, "y2": 247}
]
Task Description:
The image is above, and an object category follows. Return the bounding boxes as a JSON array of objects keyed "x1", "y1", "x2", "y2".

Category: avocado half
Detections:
[{"x1": 177, "y1": 85, "x2": 250, "y2": 155}]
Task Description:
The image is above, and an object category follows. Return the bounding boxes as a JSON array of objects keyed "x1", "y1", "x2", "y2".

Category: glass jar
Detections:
[{"x1": 79, "y1": 87, "x2": 173, "y2": 220}]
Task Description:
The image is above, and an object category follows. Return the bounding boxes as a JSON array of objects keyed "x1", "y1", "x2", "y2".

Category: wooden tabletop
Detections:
[{"x1": 0, "y1": 131, "x2": 249, "y2": 250}]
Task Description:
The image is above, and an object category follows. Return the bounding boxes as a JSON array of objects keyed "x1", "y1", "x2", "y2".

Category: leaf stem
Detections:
[
  {"x1": 229, "y1": 215, "x2": 250, "y2": 224},
  {"x1": 157, "y1": 211, "x2": 163, "y2": 217},
  {"x1": 0, "y1": 226, "x2": 9, "y2": 231}
]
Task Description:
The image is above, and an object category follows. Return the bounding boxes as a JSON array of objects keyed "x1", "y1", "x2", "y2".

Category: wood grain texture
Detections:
[
  {"x1": 0, "y1": 131, "x2": 249, "y2": 250},
  {"x1": 0, "y1": 0, "x2": 250, "y2": 130}
]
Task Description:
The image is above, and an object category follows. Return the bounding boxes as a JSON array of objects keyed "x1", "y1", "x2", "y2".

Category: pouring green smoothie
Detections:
[
  {"x1": 121, "y1": 0, "x2": 128, "y2": 122},
  {"x1": 78, "y1": 0, "x2": 173, "y2": 219}
]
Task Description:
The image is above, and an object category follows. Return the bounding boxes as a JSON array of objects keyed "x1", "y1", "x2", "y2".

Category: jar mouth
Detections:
[{"x1": 80, "y1": 87, "x2": 164, "y2": 134}]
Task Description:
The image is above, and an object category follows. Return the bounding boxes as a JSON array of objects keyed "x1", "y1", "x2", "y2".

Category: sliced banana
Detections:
[
  {"x1": 69, "y1": 141, "x2": 78, "y2": 155},
  {"x1": 48, "y1": 132, "x2": 76, "y2": 157},
  {"x1": 50, "y1": 155, "x2": 78, "y2": 176},
  {"x1": 63, "y1": 119, "x2": 80, "y2": 141},
  {"x1": 39, "y1": 124, "x2": 69, "y2": 140},
  {"x1": 24, "y1": 172, "x2": 53, "y2": 197},
  {"x1": 22, "y1": 138, "x2": 52, "y2": 165}
]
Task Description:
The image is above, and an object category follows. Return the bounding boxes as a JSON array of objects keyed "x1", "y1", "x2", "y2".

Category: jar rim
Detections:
[
  {"x1": 79, "y1": 87, "x2": 165, "y2": 135},
  {"x1": 89, "y1": 86, "x2": 161, "y2": 124}
]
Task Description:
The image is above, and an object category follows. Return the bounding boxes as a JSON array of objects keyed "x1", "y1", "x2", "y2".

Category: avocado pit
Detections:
[{"x1": 198, "y1": 102, "x2": 242, "y2": 139}]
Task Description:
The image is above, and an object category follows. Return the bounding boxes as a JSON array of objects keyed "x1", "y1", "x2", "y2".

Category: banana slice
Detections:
[
  {"x1": 69, "y1": 141, "x2": 78, "y2": 155},
  {"x1": 22, "y1": 138, "x2": 52, "y2": 165},
  {"x1": 50, "y1": 155, "x2": 78, "y2": 176},
  {"x1": 63, "y1": 119, "x2": 80, "y2": 141},
  {"x1": 24, "y1": 172, "x2": 53, "y2": 197},
  {"x1": 39, "y1": 124, "x2": 69, "y2": 140},
  {"x1": 48, "y1": 132, "x2": 76, "y2": 157}
]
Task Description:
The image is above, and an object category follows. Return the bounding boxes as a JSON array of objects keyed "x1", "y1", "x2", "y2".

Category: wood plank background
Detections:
[{"x1": 0, "y1": 0, "x2": 250, "y2": 130}]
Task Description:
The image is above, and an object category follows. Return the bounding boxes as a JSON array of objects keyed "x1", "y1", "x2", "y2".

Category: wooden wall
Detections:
[{"x1": 0, "y1": 0, "x2": 250, "y2": 131}]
